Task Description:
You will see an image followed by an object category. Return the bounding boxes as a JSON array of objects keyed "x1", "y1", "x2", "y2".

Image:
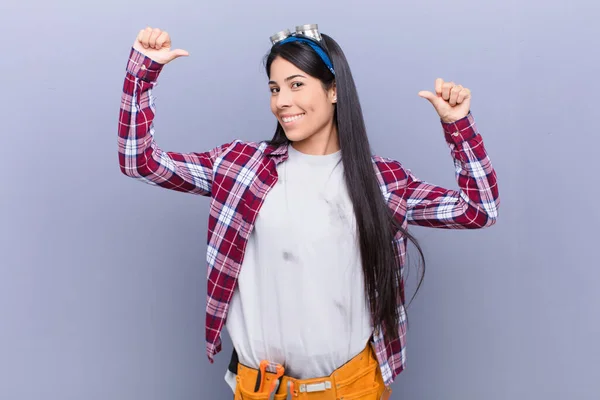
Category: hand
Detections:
[
  {"x1": 132, "y1": 27, "x2": 189, "y2": 65},
  {"x1": 418, "y1": 78, "x2": 471, "y2": 123}
]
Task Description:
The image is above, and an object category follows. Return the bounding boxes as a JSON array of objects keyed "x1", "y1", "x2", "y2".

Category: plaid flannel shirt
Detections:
[{"x1": 118, "y1": 48, "x2": 500, "y2": 386}]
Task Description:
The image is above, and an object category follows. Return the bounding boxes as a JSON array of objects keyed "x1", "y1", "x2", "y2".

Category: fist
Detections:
[
  {"x1": 418, "y1": 78, "x2": 472, "y2": 123},
  {"x1": 132, "y1": 27, "x2": 189, "y2": 65}
]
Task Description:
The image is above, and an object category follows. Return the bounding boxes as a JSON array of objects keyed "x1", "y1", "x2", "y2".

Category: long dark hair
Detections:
[{"x1": 265, "y1": 34, "x2": 425, "y2": 341}]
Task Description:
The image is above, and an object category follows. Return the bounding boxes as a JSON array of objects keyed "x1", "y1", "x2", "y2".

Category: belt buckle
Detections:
[{"x1": 298, "y1": 380, "x2": 332, "y2": 393}]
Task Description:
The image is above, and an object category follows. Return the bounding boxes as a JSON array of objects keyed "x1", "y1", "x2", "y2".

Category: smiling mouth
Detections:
[{"x1": 281, "y1": 113, "x2": 305, "y2": 124}]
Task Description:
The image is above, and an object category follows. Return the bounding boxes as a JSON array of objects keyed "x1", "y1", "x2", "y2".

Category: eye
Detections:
[
  {"x1": 291, "y1": 82, "x2": 304, "y2": 89},
  {"x1": 270, "y1": 87, "x2": 280, "y2": 94}
]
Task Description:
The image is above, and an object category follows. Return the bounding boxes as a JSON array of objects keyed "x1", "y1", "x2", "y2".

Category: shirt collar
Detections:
[{"x1": 264, "y1": 142, "x2": 289, "y2": 163}]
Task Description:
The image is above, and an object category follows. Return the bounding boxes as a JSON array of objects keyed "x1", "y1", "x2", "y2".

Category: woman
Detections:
[{"x1": 118, "y1": 24, "x2": 499, "y2": 400}]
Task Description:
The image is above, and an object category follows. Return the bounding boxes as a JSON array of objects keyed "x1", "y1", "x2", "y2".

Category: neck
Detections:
[{"x1": 291, "y1": 122, "x2": 339, "y2": 155}]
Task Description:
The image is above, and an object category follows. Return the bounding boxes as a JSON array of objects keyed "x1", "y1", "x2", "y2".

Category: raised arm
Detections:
[
  {"x1": 402, "y1": 112, "x2": 499, "y2": 229},
  {"x1": 389, "y1": 78, "x2": 500, "y2": 228},
  {"x1": 118, "y1": 27, "x2": 230, "y2": 196}
]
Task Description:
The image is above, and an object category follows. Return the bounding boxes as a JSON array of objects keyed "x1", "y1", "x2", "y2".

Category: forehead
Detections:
[{"x1": 269, "y1": 57, "x2": 305, "y2": 80}]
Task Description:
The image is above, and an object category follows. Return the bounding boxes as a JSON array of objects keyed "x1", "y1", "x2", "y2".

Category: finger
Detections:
[
  {"x1": 435, "y1": 78, "x2": 444, "y2": 96},
  {"x1": 456, "y1": 88, "x2": 470, "y2": 104},
  {"x1": 169, "y1": 48, "x2": 190, "y2": 59},
  {"x1": 136, "y1": 29, "x2": 146, "y2": 48},
  {"x1": 442, "y1": 81, "x2": 454, "y2": 101},
  {"x1": 137, "y1": 28, "x2": 147, "y2": 48},
  {"x1": 449, "y1": 85, "x2": 463, "y2": 106},
  {"x1": 155, "y1": 31, "x2": 170, "y2": 50},
  {"x1": 149, "y1": 28, "x2": 162, "y2": 49},
  {"x1": 140, "y1": 26, "x2": 153, "y2": 48},
  {"x1": 418, "y1": 90, "x2": 437, "y2": 102},
  {"x1": 418, "y1": 91, "x2": 444, "y2": 110}
]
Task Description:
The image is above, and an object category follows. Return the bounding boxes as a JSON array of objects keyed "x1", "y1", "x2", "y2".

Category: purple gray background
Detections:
[{"x1": 2, "y1": 0, "x2": 598, "y2": 399}]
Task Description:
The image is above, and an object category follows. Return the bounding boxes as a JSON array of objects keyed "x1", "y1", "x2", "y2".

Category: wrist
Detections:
[
  {"x1": 440, "y1": 110, "x2": 470, "y2": 124},
  {"x1": 442, "y1": 112, "x2": 478, "y2": 144},
  {"x1": 126, "y1": 47, "x2": 164, "y2": 82}
]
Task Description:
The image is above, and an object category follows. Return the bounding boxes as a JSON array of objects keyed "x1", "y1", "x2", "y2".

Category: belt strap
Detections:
[{"x1": 228, "y1": 348, "x2": 239, "y2": 374}]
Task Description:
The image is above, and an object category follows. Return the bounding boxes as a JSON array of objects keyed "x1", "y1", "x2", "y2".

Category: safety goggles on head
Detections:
[{"x1": 269, "y1": 24, "x2": 335, "y2": 75}]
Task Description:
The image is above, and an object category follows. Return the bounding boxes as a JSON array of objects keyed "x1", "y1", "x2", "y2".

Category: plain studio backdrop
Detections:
[{"x1": 1, "y1": 0, "x2": 598, "y2": 399}]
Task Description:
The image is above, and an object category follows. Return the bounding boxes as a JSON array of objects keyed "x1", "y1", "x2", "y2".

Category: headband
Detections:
[{"x1": 269, "y1": 24, "x2": 335, "y2": 75}]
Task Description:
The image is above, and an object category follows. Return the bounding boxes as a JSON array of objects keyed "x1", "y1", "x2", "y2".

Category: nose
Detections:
[{"x1": 276, "y1": 88, "x2": 292, "y2": 109}]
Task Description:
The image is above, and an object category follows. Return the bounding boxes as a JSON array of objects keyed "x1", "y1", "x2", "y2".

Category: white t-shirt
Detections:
[{"x1": 224, "y1": 144, "x2": 373, "y2": 391}]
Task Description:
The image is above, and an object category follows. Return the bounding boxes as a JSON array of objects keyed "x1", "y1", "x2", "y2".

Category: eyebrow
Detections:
[{"x1": 268, "y1": 74, "x2": 307, "y2": 85}]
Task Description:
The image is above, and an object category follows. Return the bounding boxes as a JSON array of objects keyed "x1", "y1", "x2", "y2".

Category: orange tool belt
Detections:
[{"x1": 229, "y1": 343, "x2": 392, "y2": 400}]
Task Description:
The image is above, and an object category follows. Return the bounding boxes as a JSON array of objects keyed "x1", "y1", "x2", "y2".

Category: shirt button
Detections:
[{"x1": 452, "y1": 131, "x2": 460, "y2": 137}]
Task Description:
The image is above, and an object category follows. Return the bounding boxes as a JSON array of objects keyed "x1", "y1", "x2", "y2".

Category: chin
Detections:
[{"x1": 283, "y1": 130, "x2": 311, "y2": 143}]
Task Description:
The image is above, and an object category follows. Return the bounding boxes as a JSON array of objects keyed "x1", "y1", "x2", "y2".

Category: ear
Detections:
[{"x1": 329, "y1": 82, "x2": 337, "y2": 104}]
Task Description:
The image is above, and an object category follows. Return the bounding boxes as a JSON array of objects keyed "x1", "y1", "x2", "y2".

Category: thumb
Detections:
[
  {"x1": 418, "y1": 90, "x2": 438, "y2": 103},
  {"x1": 168, "y1": 48, "x2": 190, "y2": 60}
]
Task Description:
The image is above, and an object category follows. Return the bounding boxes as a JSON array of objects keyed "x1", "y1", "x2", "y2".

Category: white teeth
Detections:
[{"x1": 282, "y1": 113, "x2": 305, "y2": 123}]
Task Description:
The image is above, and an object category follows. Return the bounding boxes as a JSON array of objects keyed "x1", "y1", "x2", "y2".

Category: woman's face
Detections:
[{"x1": 268, "y1": 56, "x2": 337, "y2": 152}]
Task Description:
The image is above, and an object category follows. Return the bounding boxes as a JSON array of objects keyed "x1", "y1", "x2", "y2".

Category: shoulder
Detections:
[
  {"x1": 216, "y1": 139, "x2": 263, "y2": 152},
  {"x1": 215, "y1": 139, "x2": 274, "y2": 157},
  {"x1": 212, "y1": 140, "x2": 283, "y2": 170},
  {"x1": 371, "y1": 155, "x2": 410, "y2": 193}
]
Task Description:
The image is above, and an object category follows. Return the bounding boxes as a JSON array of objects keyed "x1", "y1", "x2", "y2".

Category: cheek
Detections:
[
  {"x1": 298, "y1": 93, "x2": 321, "y2": 114},
  {"x1": 307, "y1": 96, "x2": 331, "y2": 120}
]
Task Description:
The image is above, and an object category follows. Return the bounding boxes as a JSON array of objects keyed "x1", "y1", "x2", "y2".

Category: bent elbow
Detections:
[
  {"x1": 119, "y1": 162, "x2": 150, "y2": 179},
  {"x1": 486, "y1": 201, "x2": 500, "y2": 226},
  {"x1": 462, "y1": 203, "x2": 499, "y2": 229},
  {"x1": 119, "y1": 164, "x2": 130, "y2": 176},
  {"x1": 483, "y1": 213, "x2": 498, "y2": 228},
  {"x1": 119, "y1": 163, "x2": 138, "y2": 178},
  {"x1": 118, "y1": 151, "x2": 155, "y2": 178},
  {"x1": 479, "y1": 204, "x2": 500, "y2": 228}
]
